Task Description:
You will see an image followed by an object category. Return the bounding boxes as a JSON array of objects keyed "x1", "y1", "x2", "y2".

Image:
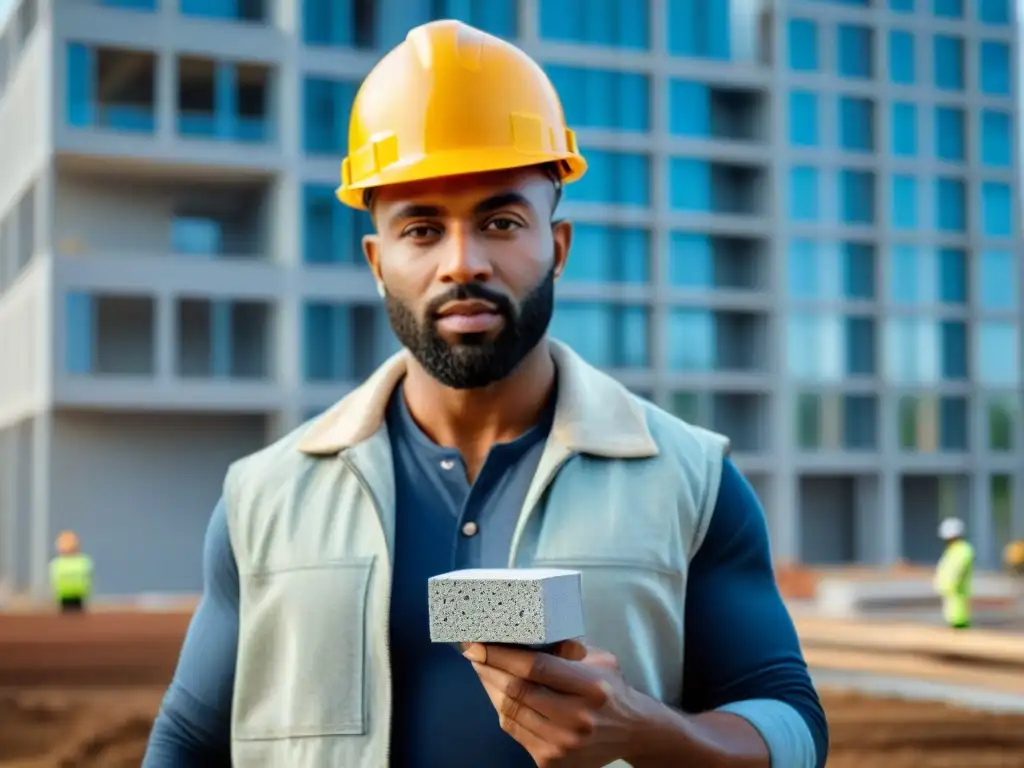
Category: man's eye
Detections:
[
  {"x1": 484, "y1": 218, "x2": 521, "y2": 232},
  {"x1": 404, "y1": 225, "x2": 439, "y2": 238}
]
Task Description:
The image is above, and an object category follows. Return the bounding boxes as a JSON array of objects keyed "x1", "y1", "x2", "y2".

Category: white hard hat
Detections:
[{"x1": 938, "y1": 517, "x2": 965, "y2": 541}]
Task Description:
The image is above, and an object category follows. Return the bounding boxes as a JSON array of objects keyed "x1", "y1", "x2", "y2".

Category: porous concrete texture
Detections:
[{"x1": 427, "y1": 568, "x2": 585, "y2": 645}]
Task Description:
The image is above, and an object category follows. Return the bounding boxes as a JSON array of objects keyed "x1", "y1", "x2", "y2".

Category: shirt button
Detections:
[
  {"x1": 440, "y1": 459, "x2": 455, "y2": 471},
  {"x1": 461, "y1": 521, "x2": 479, "y2": 537}
]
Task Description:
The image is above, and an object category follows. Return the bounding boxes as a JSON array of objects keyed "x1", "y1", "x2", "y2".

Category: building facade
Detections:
[{"x1": 0, "y1": 0, "x2": 1021, "y2": 597}]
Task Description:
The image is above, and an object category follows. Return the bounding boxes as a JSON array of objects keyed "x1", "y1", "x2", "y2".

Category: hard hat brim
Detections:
[{"x1": 336, "y1": 148, "x2": 588, "y2": 210}]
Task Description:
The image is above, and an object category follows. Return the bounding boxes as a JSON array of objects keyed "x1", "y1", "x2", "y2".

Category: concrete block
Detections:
[{"x1": 427, "y1": 567, "x2": 585, "y2": 646}]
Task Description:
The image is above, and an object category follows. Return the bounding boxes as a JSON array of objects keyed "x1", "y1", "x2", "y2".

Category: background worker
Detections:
[
  {"x1": 49, "y1": 530, "x2": 93, "y2": 614},
  {"x1": 934, "y1": 517, "x2": 974, "y2": 629},
  {"x1": 144, "y1": 20, "x2": 827, "y2": 768}
]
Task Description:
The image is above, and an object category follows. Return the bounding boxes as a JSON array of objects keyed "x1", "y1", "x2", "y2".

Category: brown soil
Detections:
[{"x1": 2, "y1": 611, "x2": 1023, "y2": 767}]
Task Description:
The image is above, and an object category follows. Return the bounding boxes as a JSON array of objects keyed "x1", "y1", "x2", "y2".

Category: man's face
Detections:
[{"x1": 363, "y1": 168, "x2": 572, "y2": 389}]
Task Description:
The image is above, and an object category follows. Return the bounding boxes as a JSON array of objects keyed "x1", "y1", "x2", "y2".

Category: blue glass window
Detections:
[
  {"x1": 980, "y1": 41, "x2": 1011, "y2": 95},
  {"x1": 548, "y1": 65, "x2": 650, "y2": 132},
  {"x1": 172, "y1": 217, "x2": 221, "y2": 255},
  {"x1": 66, "y1": 42, "x2": 156, "y2": 133},
  {"x1": 935, "y1": 177, "x2": 966, "y2": 232},
  {"x1": 979, "y1": 250, "x2": 1016, "y2": 309},
  {"x1": 789, "y1": 91, "x2": 819, "y2": 146},
  {"x1": 837, "y1": 25, "x2": 873, "y2": 79},
  {"x1": 844, "y1": 242, "x2": 876, "y2": 299},
  {"x1": 303, "y1": 303, "x2": 352, "y2": 381},
  {"x1": 540, "y1": 0, "x2": 648, "y2": 49},
  {"x1": 790, "y1": 167, "x2": 820, "y2": 221},
  {"x1": 65, "y1": 293, "x2": 94, "y2": 374},
  {"x1": 303, "y1": 78, "x2": 356, "y2": 154},
  {"x1": 788, "y1": 239, "x2": 818, "y2": 299},
  {"x1": 565, "y1": 150, "x2": 650, "y2": 206},
  {"x1": 981, "y1": 182, "x2": 1012, "y2": 237},
  {"x1": 888, "y1": 31, "x2": 915, "y2": 84},
  {"x1": 891, "y1": 175, "x2": 917, "y2": 229},
  {"x1": 180, "y1": 0, "x2": 265, "y2": 21},
  {"x1": 669, "y1": 80, "x2": 709, "y2": 136},
  {"x1": 937, "y1": 248, "x2": 967, "y2": 304},
  {"x1": 839, "y1": 97, "x2": 874, "y2": 151},
  {"x1": 940, "y1": 321, "x2": 967, "y2": 379},
  {"x1": 846, "y1": 317, "x2": 876, "y2": 376},
  {"x1": 66, "y1": 43, "x2": 94, "y2": 127},
  {"x1": 980, "y1": 0, "x2": 1010, "y2": 24},
  {"x1": 303, "y1": 0, "x2": 375, "y2": 47},
  {"x1": 840, "y1": 170, "x2": 875, "y2": 224},
  {"x1": 99, "y1": 0, "x2": 158, "y2": 9},
  {"x1": 891, "y1": 102, "x2": 917, "y2": 156},
  {"x1": 432, "y1": 0, "x2": 517, "y2": 38},
  {"x1": 933, "y1": 0, "x2": 963, "y2": 17},
  {"x1": 302, "y1": 184, "x2": 372, "y2": 264},
  {"x1": 788, "y1": 19, "x2": 818, "y2": 71},
  {"x1": 978, "y1": 323, "x2": 1019, "y2": 386},
  {"x1": 669, "y1": 158, "x2": 710, "y2": 211},
  {"x1": 666, "y1": 309, "x2": 714, "y2": 371},
  {"x1": 981, "y1": 110, "x2": 1011, "y2": 166},
  {"x1": 668, "y1": 233, "x2": 713, "y2": 288},
  {"x1": 934, "y1": 107, "x2": 965, "y2": 161},
  {"x1": 891, "y1": 246, "x2": 966, "y2": 305},
  {"x1": 787, "y1": 241, "x2": 876, "y2": 300},
  {"x1": 933, "y1": 36, "x2": 964, "y2": 90},
  {"x1": 561, "y1": 225, "x2": 650, "y2": 284},
  {"x1": 667, "y1": 0, "x2": 730, "y2": 59},
  {"x1": 890, "y1": 245, "x2": 919, "y2": 304},
  {"x1": 891, "y1": 0, "x2": 914, "y2": 11},
  {"x1": 549, "y1": 302, "x2": 650, "y2": 368}
]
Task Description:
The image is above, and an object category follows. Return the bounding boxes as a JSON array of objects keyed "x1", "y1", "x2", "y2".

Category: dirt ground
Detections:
[{"x1": 2, "y1": 612, "x2": 1023, "y2": 767}]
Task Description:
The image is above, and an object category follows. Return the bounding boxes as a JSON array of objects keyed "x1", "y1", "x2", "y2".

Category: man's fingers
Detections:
[
  {"x1": 466, "y1": 643, "x2": 606, "y2": 701},
  {"x1": 472, "y1": 662, "x2": 597, "y2": 736}
]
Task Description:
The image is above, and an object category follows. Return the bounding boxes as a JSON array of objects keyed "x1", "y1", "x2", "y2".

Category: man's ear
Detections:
[
  {"x1": 551, "y1": 219, "x2": 573, "y2": 280},
  {"x1": 363, "y1": 233, "x2": 384, "y2": 295}
]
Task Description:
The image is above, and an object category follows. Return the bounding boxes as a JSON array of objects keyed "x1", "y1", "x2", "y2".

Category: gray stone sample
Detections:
[{"x1": 427, "y1": 568, "x2": 585, "y2": 645}]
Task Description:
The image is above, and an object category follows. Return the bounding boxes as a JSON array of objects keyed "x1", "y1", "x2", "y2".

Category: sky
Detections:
[{"x1": 0, "y1": 0, "x2": 12, "y2": 28}]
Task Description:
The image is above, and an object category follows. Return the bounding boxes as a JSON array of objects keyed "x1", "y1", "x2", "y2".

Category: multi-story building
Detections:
[{"x1": 0, "y1": 0, "x2": 1020, "y2": 597}]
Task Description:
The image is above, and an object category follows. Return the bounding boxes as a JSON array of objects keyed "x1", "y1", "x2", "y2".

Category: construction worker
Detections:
[
  {"x1": 49, "y1": 530, "x2": 93, "y2": 614},
  {"x1": 144, "y1": 20, "x2": 827, "y2": 768},
  {"x1": 934, "y1": 517, "x2": 974, "y2": 629}
]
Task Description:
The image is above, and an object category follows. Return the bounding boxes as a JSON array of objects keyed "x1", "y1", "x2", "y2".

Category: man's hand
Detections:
[{"x1": 463, "y1": 640, "x2": 649, "y2": 768}]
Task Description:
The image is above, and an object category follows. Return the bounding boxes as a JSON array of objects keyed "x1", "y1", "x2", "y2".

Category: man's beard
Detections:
[{"x1": 384, "y1": 267, "x2": 555, "y2": 390}]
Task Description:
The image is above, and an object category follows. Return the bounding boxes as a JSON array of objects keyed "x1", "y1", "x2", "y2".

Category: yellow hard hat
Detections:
[
  {"x1": 1005, "y1": 540, "x2": 1024, "y2": 568},
  {"x1": 55, "y1": 530, "x2": 79, "y2": 555},
  {"x1": 337, "y1": 19, "x2": 587, "y2": 210}
]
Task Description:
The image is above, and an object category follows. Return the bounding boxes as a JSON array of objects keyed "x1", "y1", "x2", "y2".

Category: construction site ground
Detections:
[{"x1": 2, "y1": 611, "x2": 1024, "y2": 767}]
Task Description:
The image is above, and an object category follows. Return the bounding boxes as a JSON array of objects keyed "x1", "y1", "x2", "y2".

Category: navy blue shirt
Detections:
[{"x1": 143, "y1": 400, "x2": 828, "y2": 767}]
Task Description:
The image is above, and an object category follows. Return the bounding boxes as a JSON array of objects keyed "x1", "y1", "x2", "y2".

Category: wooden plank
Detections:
[{"x1": 795, "y1": 617, "x2": 1024, "y2": 665}]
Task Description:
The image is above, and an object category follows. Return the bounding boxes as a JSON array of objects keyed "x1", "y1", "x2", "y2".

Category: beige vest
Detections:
[{"x1": 224, "y1": 341, "x2": 729, "y2": 767}]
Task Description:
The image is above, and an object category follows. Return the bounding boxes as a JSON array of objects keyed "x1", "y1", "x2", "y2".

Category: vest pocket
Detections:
[{"x1": 234, "y1": 557, "x2": 374, "y2": 741}]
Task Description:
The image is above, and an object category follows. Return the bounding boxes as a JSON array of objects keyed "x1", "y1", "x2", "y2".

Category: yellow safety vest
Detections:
[
  {"x1": 49, "y1": 554, "x2": 94, "y2": 600},
  {"x1": 934, "y1": 539, "x2": 973, "y2": 626}
]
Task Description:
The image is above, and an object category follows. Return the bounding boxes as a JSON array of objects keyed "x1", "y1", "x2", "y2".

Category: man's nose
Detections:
[{"x1": 437, "y1": 227, "x2": 493, "y2": 284}]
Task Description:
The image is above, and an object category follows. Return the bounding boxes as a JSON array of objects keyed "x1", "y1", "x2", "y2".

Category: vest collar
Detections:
[{"x1": 297, "y1": 339, "x2": 658, "y2": 459}]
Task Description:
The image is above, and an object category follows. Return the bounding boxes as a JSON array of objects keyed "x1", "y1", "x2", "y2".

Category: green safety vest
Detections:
[
  {"x1": 49, "y1": 554, "x2": 94, "y2": 600},
  {"x1": 934, "y1": 539, "x2": 973, "y2": 626}
]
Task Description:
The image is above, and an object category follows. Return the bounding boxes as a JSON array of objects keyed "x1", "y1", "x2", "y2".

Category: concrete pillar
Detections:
[
  {"x1": 0, "y1": 426, "x2": 14, "y2": 591},
  {"x1": 29, "y1": 411, "x2": 52, "y2": 597},
  {"x1": 879, "y1": 469, "x2": 901, "y2": 564}
]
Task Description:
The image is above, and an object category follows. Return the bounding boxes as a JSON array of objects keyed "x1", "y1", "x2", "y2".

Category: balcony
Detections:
[
  {"x1": 67, "y1": 45, "x2": 157, "y2": 133},
  {"x1": 708, "y1": 86, "x2": 767, "y2": 142},
  {"x1": 177, "y1": 57, "x2": 271, "y2": 143}
]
